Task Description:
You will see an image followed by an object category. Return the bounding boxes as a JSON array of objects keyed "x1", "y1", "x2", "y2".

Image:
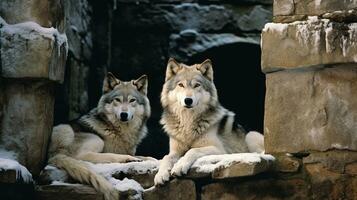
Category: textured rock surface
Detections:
[
  {"x1": 305, "y1": 163, "x2": 350, "y2": 199},
  {"x1": 0, "y1": 170, "x2": 17, "y2": 183},
  {"x1": 273, "y1": 0, "x2": 294, "y2": 16},
  {"x1": 265, "y1": 65, "x2": 357, "y2": 153},
  {"x1": 143, "y1": 179, "x2": 196, "y2": 200},
  {"x1": 0, "y1": 0, "x2": 65, "y2": 32},
  {"x1": 303, "y1": 151, "x2": 357, "y2": 173},
  {"x1": 0, "y1": 18, "x2": 67, "y2": 83},
  {"x1": 0, "y1": 80, "x2": 55, "y2": 176},
  {"x1": 36, "y1": 184, "x2": 104, "y2": 200},
  {"x1": 274, "y1": 154, "x2": 300, "y2": 173},
  {"x1": 54, "y1": 0, "x2": 92, "y2": 121},
  {"x1": 273, "y1": 0, "x2": 357, "y2": 16},
  {"x1": 169, "y1": 31, "x2": 259, "y2": 62},
  {"x1": 187, "y1": 153, "x2": 275, "y2": 179},
  {"x1": 201, "y1": 179, "x2": 308, "y2": 200},
  {"x1": 262, "y1": 18, "x2": 357, "y2": 72}
]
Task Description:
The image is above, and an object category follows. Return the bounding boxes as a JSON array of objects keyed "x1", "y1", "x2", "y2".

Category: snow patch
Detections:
[
  {"x1": 109, "y1": 177, "x2": 144, "y2": 193},
  {"x1": 51, "y1": 181, "x2": 83, "y2": 186},
  {"x1": 90, "y1": 160, "x2": 159, "y2": 176},
  {"x1": 263, "y1": 23, "x2": 288, "y2": 34},
  {"x1": 191, "y1": 153, "x2": 275, "y2": 173},
  {"x1": 90, "y1": 160, "x2": 158, "y2": 198},
  {"x1": 0, "y1": 158, "x2": 33, "y2": 183}
]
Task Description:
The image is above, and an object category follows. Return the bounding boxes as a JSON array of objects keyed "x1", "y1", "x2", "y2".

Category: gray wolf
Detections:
[
  {"x1": 154, "y1": 58, "x2": 264, "y2": 185},
  {"x1": 47, "y1": 73, "x2": 151, "y2": 200}
]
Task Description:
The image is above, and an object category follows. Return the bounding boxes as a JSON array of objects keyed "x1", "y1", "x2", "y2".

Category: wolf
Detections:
[
  {"x1": 47, "y1": 72, "x2": 151, "y2": 200},
  {"x1": 154, "y1": 58, "x2": 264, "y2": 185}
]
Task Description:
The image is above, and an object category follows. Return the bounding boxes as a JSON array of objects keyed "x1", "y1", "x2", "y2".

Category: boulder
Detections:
[
  {"x1": 262, "y1": 18, "x2": 357, "y2": 72},
  {"x1": 265, "y1": 65, "x2": 357, "y2": 153}
]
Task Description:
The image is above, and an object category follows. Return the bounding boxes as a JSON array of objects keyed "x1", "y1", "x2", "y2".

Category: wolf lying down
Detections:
[
  {"x1": 154, "y1": 58, "x2": 264, "y2": 185},
  {"x1": 47, "y1": 73, "x2": 151, "y2": 200}
]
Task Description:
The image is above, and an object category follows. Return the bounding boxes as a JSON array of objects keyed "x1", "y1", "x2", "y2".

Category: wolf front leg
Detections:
[
  {"x1": 154, "y1": 138, "x2": 188, "y2": 185},
  {"x1": 76, "y1": 152, "x2": 142, "y2": 163},
  {"x1": 171, "y1": 146, "x2": 223, "y2": 177},
  {"x1": 154, "y1": 152, "x2": 180, "y2": 185}
]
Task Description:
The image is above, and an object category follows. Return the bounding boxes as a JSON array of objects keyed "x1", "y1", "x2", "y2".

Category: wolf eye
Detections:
[
  {"x1": 129, "y1": 98, "x2": 136, "y2": 103},
  {"x1": 194, "y1": 83, "x2": 201, "y2": 88},
  {"x1": 114, "y1": 97, "x2": 121, "y2": 102},
  {"x1": 178, "y1": 83, "x2": 184, "y2": 88}
]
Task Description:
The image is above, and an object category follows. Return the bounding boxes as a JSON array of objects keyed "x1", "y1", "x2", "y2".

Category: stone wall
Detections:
[
  {"x1": 0, "y1": 0, "x2": 67, "y2": 176},
  {"x1": 260, "y1": 0, "x2": 357, "y2": 198}
]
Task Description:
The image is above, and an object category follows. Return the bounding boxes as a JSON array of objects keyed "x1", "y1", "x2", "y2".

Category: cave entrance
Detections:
[{"x1": 188, "y1": 42, "x2": 265, "y2": 133}]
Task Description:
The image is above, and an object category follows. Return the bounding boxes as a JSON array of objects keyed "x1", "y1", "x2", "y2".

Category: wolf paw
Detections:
[
  {"x1": 112, "y1": 155, "x2": 142, "y2": 163},
  {"x1": 154, "y1": 170, "x2": 170, "y2": 186},
  {"x1": 171, "y1": 160, "x2": 191, "y2": 177}
]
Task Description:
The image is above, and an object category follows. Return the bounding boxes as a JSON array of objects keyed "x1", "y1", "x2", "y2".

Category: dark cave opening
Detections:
[
  {"x1": 137, "y1": 42, "x2": 265, "y2": 158},
  {"x1": 189, "y1": 42, "x2": 265, "y2": 133}
]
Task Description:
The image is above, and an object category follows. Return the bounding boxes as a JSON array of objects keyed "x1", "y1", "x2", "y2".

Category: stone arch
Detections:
[{"x1": 170, "y1": 33, "x2": 265, "y2": 132}]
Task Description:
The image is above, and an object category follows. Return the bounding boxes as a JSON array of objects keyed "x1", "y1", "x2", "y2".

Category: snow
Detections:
[
  {"x1": 191, "y1": 153, "x2": 275, "y2": 173},
  {"x1": 109, "y1": 177, "x2": 143, "y2": 193},
  {"x1": 0, "y1": 157, "x2": 33, "y2": 183},
  {"x1": 90, "y1": 160, "x2": 159, "y2": 176},
  {"x1": 262, "y1": 23, "x2": 288, "y2": 34},
  {"x1": 89, "y1": 160, "x2": 158, "y2": 197},
  {"x1": 51, "y1": 181, "x2": 83, "y2": 186}
]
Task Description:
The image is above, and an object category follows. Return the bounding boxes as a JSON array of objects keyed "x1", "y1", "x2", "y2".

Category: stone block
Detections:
[
  {"x1": 36, "y1": 184, "x2": 104, "y2": 200},
  {"x1": 143, "y1": 179, "x2": 196, "y2": 200},
  {"x1": 273, "y1": 0, "x2": 357, "y2": 16},
  {"x1": 1, "y1": 80, "x2": 55, "y2": 176},
  {"x1": 262, "y1": 18, "x2": 357, "y2": 72},
  {"x1": 187, "y1": 153, "x2": 275, "y2": 179},
  {"x1": 201, "y1": 178, "x2": 308, "y2": 200},
  {"x1": 265, "y1": 65, "x2": 357, "y2": 153},
  {"x1": 0, "y1": 18, "x2": 67, "y2": 83}
]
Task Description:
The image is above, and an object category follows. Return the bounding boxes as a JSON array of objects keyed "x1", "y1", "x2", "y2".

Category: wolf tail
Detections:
[
  {"x1": 245, "y1": 131, "x2": 265, "y2": 153},
  {"x1": 49, "y1": 154, "x2": 118, "y2": 200}
]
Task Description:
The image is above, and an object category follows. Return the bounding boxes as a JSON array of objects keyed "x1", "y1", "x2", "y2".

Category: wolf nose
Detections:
[
  {"x1": 184, "y1": 98, "x2": 193, "y2": 106},
  {"x1": 120, "y1": 112, "x2": 128, "y2": 121}
]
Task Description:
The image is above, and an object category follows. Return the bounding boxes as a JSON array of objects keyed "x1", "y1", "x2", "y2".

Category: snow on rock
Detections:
[
  {"x1": 50, "y1": 181, "x2": 83, "y2": 186},
  {"x1": 0, "y1": 157, "x2": 33, "y2": 183},
  {"x1": 109, "y1": 177, "x2": 144, "y2": 193},
  {"x1": 0, "y1": 17, "x2": 68, "y2": 56},
  {"x1": 90, "y1": 160, "x2": 159, "y2": 176},
  {"x1": 191, "y1": 153, "x2": 275, "y2": 174},
  {"x1": 89, "y1": 160, "x2": 159, "y2": 197},
  {"x1": 1, "y1": 16, "x2": 68, "y2": 82}
]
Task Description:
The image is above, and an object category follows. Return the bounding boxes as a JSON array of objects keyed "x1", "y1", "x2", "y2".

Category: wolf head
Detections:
[
  {"x1": 161, "y1": 58, "x2": 218, "y2": 114},
  {"x1": 98, "y1": 72, "x2": 151, "y2": 125}
]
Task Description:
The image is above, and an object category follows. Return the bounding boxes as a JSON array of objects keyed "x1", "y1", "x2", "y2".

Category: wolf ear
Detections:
[
  {"x1": 165, "y1": 58, "x2": 182, "y2": 81},
  {"x1": 103, "y1": 72, "x2": 120, "y2": 93},
  {"x1": 133, "y1": 75, "x2": 148, "y2": 95},
  {"x1": 197, "y1": 59, "x2": 213, "y2": 81}
]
